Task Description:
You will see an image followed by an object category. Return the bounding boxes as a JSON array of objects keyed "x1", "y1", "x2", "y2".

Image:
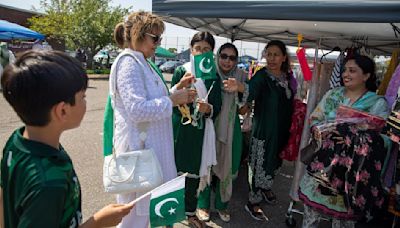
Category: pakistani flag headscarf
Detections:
[{"x1": 213, "y1": 43, "x2": 248, "y2": 202}]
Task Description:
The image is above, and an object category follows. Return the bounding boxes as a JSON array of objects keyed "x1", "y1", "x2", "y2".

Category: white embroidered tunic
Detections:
[{"x1": 111, "y1": 49, "x2": 177, "y2": 182}]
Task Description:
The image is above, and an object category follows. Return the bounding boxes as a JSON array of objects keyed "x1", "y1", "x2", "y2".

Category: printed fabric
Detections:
[{"x1": 306, "y1": 123, "x2": 387, "y2": 218}]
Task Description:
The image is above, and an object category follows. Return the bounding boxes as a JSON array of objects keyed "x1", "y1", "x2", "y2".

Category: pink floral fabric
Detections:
[{"x1": 306, "y1": 123, "x2": 387, "y2": 217}]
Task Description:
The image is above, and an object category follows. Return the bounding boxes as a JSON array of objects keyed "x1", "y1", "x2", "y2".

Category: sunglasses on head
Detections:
[
  {"x1": 220, "y1": 53, "x2": 237, "y2": 61},
  {"x1": 145, "y1": 33, "x2": 162, "y2": 44}
]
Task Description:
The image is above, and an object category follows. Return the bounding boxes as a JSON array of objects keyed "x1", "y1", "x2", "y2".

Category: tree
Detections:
[
  {"x1": 168, "y1": 48, "x2": 177, "y2": 54},
  {"x1": 29, "y1": 0, "x2": 128, "y2": 69}
]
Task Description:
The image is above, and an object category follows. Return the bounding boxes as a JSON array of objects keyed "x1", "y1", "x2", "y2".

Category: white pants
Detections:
[{"x1": 116, "y1": 192, "x2": 151, "y2": 228}]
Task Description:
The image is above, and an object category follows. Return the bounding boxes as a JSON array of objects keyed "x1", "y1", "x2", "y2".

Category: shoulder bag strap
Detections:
[{"x1": 111, "y1": 51, "x2": 149, "y2": 153}]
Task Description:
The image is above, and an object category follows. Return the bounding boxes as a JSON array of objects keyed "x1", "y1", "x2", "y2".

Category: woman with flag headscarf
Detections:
[
  {"x1": 196, "y1": 43, "x2": 248, "y2": 223},
  {"x1": 171, "y1": 31, "x2": 222, "y2": 228}
]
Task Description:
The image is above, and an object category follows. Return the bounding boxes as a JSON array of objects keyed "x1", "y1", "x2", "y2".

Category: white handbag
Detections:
[
  {"x1": 103, "y1": 51, "x2": 163, "y2": 194},
  {"x1": 103, "y1": 143, "x2": 163, "y2": 194}
]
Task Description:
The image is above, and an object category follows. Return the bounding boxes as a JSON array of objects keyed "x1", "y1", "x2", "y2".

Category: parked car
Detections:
[
  {"x1": 93, "y1": 50, "x2": 118, "y2": 68},
  {"x1": 159, "y1": 60, "x2": 183, "y2": 73},
  {"x1": 237, "y1": 62, "x2": 249, "y2": 71},
  {"x1": 155, "y1": 58, "x2": 166, "y2": 67}
]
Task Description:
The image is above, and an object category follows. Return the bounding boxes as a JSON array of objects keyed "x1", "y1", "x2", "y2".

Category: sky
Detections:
[{"x1": 1, "y1": 0, "x2": 268, "y2": 59}]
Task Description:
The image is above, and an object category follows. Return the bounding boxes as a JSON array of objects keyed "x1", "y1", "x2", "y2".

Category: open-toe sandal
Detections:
[{"x1": 188, "y1": 215, "x2": 207, "y2": 228}]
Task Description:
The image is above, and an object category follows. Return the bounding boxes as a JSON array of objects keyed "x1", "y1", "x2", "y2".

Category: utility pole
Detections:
[{"x1": 240, "y1": 40, "x2": 243, "y2": 56}]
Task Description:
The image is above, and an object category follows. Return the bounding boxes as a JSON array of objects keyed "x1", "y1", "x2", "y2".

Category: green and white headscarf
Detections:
[{"x1": 213, "y1": 46, "x2": 248, "y2": 202}]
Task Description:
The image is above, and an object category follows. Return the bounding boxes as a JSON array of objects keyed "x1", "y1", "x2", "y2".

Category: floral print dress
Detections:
[{"x1": 299, "y1": 87, "x2": 390, "y2": 220}]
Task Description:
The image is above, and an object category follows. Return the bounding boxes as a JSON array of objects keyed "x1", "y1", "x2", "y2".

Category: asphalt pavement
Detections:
[{"x1": 0, "y1": 75, "x2": 387, "y2": 227}]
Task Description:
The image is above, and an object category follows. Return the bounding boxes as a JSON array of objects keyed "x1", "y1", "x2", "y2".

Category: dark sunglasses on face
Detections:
[
  {"x1": 220, "y1": 53, "x2": 237, "y2": 61},
  {"x1": 145, "y1": 33, "x2": 162, "y2": 44}
]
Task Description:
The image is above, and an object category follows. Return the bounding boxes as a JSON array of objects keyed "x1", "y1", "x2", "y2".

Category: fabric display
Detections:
[
  {"x1": 383, "y1": 111, "x2": 400, "y2": 142},
  {"x1": 383, "y1": 97, "x2": 400, "y2": 141},
  {"x1": 335, "y1": 105, "x2": 386, "y2": 131},
  {"x1": 378, "y1": 49, "x2": 400, "y2": 95},
  {"x1": 329, "y1": 52, "x2": 345, "y2": 89},
  {"x1": 387, "y1": 143, "x2": 400, "y2": 216},
  {"x1": 306, "y1": 122, "x2": 387, "y2": 217},
  {"x1": 280, "y1": 99, "x2": 307, "y2": 161},
  {"x1": 385, "y1": 64, "x2": 400, "y2": 108}
]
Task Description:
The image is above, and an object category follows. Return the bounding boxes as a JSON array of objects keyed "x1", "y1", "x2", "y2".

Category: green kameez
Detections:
[
  {"x1": 171, "y1": 65, "x2": 222, "y2": 213},
  {"x1": 197, "y1": 103, "x2": 243, "y2": 210},
  {"x1": 247, "y1": 68, "x2": 293, "y2": 204}
]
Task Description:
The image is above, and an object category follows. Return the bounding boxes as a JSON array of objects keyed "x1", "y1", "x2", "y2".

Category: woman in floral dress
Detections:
[{"x1": 299, "y1": 54, "x2": 390, "y2": 228}]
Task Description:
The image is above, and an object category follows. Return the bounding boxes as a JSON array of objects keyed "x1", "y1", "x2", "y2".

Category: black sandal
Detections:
[
  {"x1": 244, "y1": 202, "x2": 267, "y2": 221},
  {"x1": 262, "y1": 190, "x2": 277, "y2": 205}
]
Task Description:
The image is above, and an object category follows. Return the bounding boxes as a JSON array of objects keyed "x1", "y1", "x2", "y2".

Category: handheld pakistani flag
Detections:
[
  {"x1": 150, "y1": 175, "x2": 186, "y2": 227},
  {"x1": 193, "y1": 51, "x2": 216, "y2": 80}
]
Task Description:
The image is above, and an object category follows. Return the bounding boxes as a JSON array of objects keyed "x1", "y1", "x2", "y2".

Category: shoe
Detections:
[
  {"x1": 244, "y1": 202, "x2": 268, "y2": 221},
  {"x1": 196, "y1": 208, "x2": 210, "y2": 222},
  {"x1": 262, "y1": 190, "x2": 277, "y2": 205},
  {"x1": 187, "y1": 215, "x2": 207, "y2": 228},
  {"x1": 217, "y1": 209, "x2": 230, "y2": 222}
]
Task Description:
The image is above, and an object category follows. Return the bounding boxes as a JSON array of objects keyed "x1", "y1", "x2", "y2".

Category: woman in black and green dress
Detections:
[
  {"x1": 171, "y1": 31, "x2": 222, "y2": 228},
  {"x1": 243, "y1": 40, "x2": 294, "y2": 220}
]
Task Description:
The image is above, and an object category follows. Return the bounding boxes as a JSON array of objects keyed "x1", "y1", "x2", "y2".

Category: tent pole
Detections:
[{"x1": 288, "y1": 38, "x2": 321, "y2": 201}]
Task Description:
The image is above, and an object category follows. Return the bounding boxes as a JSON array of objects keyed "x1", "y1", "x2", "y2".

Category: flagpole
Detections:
[{"x1": 127, "y1": 173, "x2": 188, "y2": 206}]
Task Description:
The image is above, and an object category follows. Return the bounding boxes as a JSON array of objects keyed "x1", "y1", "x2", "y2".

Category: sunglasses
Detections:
[
  {"x1": 220, "y1": 53, "x2": 237, "y2": 61},
  {"x1": 145, "y1": 33, "x2": 162, "y2": 44}
]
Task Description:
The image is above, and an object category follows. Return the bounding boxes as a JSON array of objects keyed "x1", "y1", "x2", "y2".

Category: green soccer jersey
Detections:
[{"x1": 0, "y1": 127, "x2": 82, "y2": 228}]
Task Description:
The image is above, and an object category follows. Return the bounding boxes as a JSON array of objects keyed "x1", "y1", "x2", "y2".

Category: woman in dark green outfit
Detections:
[
  {"x1": 245, "y1": 40, "x2": 294, "y2": 220},
  {"x1": 197, "y1": 43, "x2": 248, "y2": 223},
  {"x1": 243, "y1": 40, "x2": 294, "y2": 221},
  {"x1": 171, "y1": 31, "x2": 222, "y2": 228}
]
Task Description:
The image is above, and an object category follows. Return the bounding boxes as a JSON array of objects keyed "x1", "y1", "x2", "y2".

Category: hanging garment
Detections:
[
  {"x1": 296, "y1": 47, "x2": 312, "y2": 81},
  {"x1": 385, "y1": 64, "x2": 400, "y2": 108},
  {"x1": 329, "y1": 52, "x2": 345, "y2": 89},
  {"x1": 378, "y1": 49, "x2": 400, "y2": 95},
  {"x1": 280, "y1": 99, "x2": 306, "y2": 161}
]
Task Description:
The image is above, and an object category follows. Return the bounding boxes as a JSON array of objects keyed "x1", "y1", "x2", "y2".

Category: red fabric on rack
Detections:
[
  {"x1": 280, "y1": 99, "x2": 307, "y2": 161},
  {"x1": 296, "y1": 47, "x2": 312, "y2": 81}
]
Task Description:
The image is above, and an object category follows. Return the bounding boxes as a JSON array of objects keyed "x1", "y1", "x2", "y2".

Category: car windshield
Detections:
[{"x1": 163, "y1": 61, "x2": 176, "y2": 67}]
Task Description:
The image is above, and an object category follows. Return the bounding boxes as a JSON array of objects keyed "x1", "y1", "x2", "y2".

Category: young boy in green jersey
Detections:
[{"x1": 0, "y1": 50, "x2": 134, "y2": 228}]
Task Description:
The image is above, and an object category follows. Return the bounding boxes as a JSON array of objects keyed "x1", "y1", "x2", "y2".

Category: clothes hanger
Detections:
[{"x1": 319, "y1": 46, "x2": 341, "y2": 63}]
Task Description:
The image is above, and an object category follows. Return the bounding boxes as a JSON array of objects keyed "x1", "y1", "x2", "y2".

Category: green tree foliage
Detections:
[
  {"x1": 29, "y1": 0, "x2": 128, "y2": 69},
  {"x1": 168, "y1": 48, "x2": 177, "y2": 54}
]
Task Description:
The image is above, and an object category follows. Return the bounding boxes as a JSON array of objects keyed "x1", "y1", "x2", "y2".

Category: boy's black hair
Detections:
[{"x1": 1, "y1": 50, "x2": 88, "y2": 126}]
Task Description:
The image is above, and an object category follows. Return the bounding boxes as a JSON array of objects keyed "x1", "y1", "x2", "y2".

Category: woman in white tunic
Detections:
[{"x1": 110, "y1": 11, "x2": 196, "y2": 228}]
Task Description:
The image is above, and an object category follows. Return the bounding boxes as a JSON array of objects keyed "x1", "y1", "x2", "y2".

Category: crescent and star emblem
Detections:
[
  {"x1": 154, "y1": 198, "x2": 179, "y2": 218},
  {"x1": 199, "y1": 57, "x2": 212, "y2": 74}
]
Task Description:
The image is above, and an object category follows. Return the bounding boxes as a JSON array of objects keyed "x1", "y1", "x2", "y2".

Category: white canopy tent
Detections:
[
  {"x1": 153, "y1": 0, "x2": 400, "y2": 225},
  {"x1": 153, "y1": 0, "x2": 400, "y2": 55}
]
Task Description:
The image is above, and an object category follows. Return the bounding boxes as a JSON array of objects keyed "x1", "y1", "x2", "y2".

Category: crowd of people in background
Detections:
[{"x1": 1, "y1": 10, "x2": 399, "y2": 228}]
